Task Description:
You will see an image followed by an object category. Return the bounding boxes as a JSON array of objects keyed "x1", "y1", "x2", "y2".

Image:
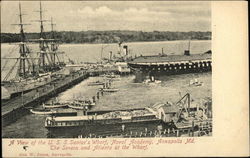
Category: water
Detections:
[
  {"x1": 1, "y1": 40, "x2": 210, "y2": 80},
  {"x1": 1, "y1": 40, "x2": 211, "y2": 138}
]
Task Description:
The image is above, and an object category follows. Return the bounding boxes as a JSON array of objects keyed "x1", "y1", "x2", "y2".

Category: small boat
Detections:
[
  {"x1": 190, "y1": 79, "x2": 203, "y2": 86},
  {"x1": 101, "y1": 73, "x2": 120, "y2": 79},
  {"x1": 42, "y1": 102, "x2": 68, "y2": 109},
  {"x1": 30, "y1": 108, "x2": 56, "y2": 115},
  {"x1": 106, "y1": 74, "x2": 120, "y2": 78},
  {"x1": 144, "y1": 79, "x2": 162, "y2": 85},
  {"x1": 99, "y1": 88, "x2": 119, "y2": 92},
  {"x1": 68, "y1": 102, "x2": 95, "y2": 110},
  {"x1": 87, "y1": 81, "x2": 105, "y2": 86}
]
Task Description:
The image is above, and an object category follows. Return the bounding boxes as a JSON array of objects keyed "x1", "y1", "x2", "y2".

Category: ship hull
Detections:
[
  {"x1": 46, "y1": 119, "x2": 165, "y2": 138},
  {"x1": 1, "y1": 75, "x2": 58, "y2": 99}
]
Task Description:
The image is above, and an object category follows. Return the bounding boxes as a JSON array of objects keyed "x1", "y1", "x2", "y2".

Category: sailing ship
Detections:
[{"x1": 1, "y1": 2, "x2": 66, "y2": 99}]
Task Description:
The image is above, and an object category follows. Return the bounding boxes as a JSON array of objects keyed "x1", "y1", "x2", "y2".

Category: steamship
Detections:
[{"x1": 127, "y1": 41, "x2": 212, "y2": 81}]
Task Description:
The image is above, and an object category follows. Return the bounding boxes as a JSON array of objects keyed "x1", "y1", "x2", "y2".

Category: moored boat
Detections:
[
  {"x1": 43, "y1": 102, "x2": 68, "y2": 109},
  {"x1": 68, "y1": 101, "x2": 95, "y2": 110},
  {"x1": 101, "y1": 73, "x2": 120, "y2": 79},
  {"x1": 45, "y1": 108, "x2": 158, "y2": 128},
  {"x1": 99, "y1": 88, "x2": 119, "y2": 92},
  {"x1": 30, "y1": 108, "x2": 56, "y2": 115}
]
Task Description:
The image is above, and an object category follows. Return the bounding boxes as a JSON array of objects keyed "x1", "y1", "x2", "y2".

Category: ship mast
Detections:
[
  {"x1": 35, "y1": 1, "x2": 52, "y2": 72},
  {"x1": 18, "y1": 2, "x2": 26, "y2": 78},
  {"x1": 50, "y1": 17, "x2": 57, "y2": 66},
  {"x1": 31, "y1": 1, "x2": 65, "y2": 72},
  {"x1": 50, "y1": 17, "x2": 66, "y2": 69},
  {"x1": 15, "y1": 2, "x2": 32, "y2": 78},
  {"x1": 38, "y1": 1, "x2": 46, "y2": 70},
  {"x1": 2, "y1": 2, "x2": 41, "y2": 81}
]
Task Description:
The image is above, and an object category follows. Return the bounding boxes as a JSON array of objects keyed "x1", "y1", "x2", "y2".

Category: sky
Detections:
[{"x1": 1, "y1": 1, "x2": 211, "y2": 33}]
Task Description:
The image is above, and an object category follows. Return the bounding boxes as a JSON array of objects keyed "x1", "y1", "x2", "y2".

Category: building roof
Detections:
[
  {"x1": 129, "y1": 52, "x2": 211, "y2": 64},
  {"x1": 160, "y1": 104, "x2": 179, "y2": 113}
]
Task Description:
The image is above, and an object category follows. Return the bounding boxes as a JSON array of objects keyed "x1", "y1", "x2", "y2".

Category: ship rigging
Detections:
[{"x1": 1, "y1": 2, "x2": 66, "y2": 100}]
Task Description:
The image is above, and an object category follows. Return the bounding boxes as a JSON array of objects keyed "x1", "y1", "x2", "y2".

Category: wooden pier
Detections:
[{"x1": 1, "y1": 68, "x2": 121, "y2": 127}]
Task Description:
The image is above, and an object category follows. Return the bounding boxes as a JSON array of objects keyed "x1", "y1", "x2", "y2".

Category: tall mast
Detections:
[
  {"x1": 39, "y1": 1, "x2": 45, "y2": 39},
  {"x1": 188, "y1": 39, "x2": 191, "y2": 52},
  {"x1": 18, "y1": 2, "x2": 25, "y2": 42},
  {"x1": 35, "y1": 1, "x2": 49, "y2": 71},
  {"x1": 4, "y1": 2, "x2": 38, "y2": 80},
  {"x1": 50, "y1": 17, "x2": 57, "y2": 66},
  {"x1": 17, "y1": 2, "x2": 28, "y2": 78},
  {"x1": 50, "y1": 17, "x2": 55, "y2": 39}
]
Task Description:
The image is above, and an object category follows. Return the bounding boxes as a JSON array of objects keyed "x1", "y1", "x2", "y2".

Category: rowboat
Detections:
[
  {"x1": 189, "y1": 79, "x2": 203, "y2": 87},
  {"x1": 99, "y1": 88, "x2": 119, "y2": 92},
  {"x1": 43, "y1": 103, "x2": 68, "y2": 109},
  {"x1": 30, "y1": 108, "x2": 56, "y2": 115},
  {"x1": 87, "y1": 81, "x2": 105, "y2": 86},
  {"x1": 68, "y1": 102, "x2": 95, "y2": 110},
  {"x1": 101, "y1": 74, "x2": 120, "y2": 79}
]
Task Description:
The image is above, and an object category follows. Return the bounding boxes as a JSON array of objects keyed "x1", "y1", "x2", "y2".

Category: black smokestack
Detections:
[{"x1": 123, "y1": 45, "x2": 128, "y2": 55}]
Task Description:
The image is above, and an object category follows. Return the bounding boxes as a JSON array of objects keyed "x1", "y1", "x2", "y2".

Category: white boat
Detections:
[
  {"x1": 30, "y1": 108, "x2": 56, "y2": 115},
  {"x1": 101, "y1": 74, "x2": 120, "y2": 79},
  {"x1": 190, "y1": 79, "x2": 203, "y2": 86},
  {"x1": 68, "y1": 102, "x2": 95, "y2": 110},
  {"x1": 99, "y1": 88, "x2": 119, "y2": 92},
  {"x1": 42, "y1": 103, "x2": 68, "y2": 109},
  {"x1": 144, "y1": 79, "x2": 162, "y2": 84}
]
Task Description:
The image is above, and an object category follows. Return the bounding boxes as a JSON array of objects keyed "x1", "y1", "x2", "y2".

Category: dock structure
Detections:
[
  {"x1": 1, "y1": 70, "x2": 88, "y2": 127},
  {"x1": 1, "y1": 66, "x2": 124, "y2": 127},
  {"x1": 128, "y1": 51, "x2": 211, "y2": 82}
]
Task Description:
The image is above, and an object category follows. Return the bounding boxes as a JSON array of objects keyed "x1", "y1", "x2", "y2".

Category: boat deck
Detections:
[{"x1": 129, "y1": 53, "x2": 211, "y2": 64}]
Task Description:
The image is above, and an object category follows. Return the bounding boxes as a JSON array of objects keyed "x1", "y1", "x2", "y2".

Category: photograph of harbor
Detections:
[{"x1": 1, "y1": 1, "x2": 212, "y2": 138}]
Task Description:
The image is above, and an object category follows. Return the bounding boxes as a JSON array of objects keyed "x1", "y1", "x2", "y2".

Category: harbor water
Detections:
[{"x1": 1, "y1": 40, "x2": 211, "y2": 138}]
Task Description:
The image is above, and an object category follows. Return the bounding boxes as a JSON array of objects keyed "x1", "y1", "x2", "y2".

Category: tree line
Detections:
[{"x1": 1, "y1": 30, "x2": 211, "y2": 43}]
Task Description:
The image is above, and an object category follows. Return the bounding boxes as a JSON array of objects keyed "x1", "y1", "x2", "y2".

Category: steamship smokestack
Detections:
[
  {"x1": 184, "y1": 50, "x2": 190, "y2": 56},
  {"x1": 123, "y1": 45, "x2": 128, "y2": 56},
  {"x1": 184, "y1": 40, "x2": 191, "y2": 56}
]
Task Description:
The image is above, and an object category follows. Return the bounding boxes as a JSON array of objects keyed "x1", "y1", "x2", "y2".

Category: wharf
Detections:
[
  {"x1": 2, "y1": 70, "x2": 88, "y2": 126},
  {"x1": 1, "y1": 66, "x2": 126, "y2": 127}
]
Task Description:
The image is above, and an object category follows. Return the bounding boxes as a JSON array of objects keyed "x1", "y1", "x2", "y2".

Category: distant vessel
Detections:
[
  {"x1": 1, "y1": 2, "x2": 66, "y2": 99},
  {"x1": 87, "y1": 81, "x2": 105, "y2": 86},
  {"x1": 127, "y1": 40, "x2": 212, "y2": 82}
]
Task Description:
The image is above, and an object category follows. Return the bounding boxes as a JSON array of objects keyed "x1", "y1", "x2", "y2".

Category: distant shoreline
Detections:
[
  {"x1": 1, "y1": 30, "x2": 211, "y2": 44},
  {"x1": 1, "y1": 39, "x2": 211, "y2": 45}
]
